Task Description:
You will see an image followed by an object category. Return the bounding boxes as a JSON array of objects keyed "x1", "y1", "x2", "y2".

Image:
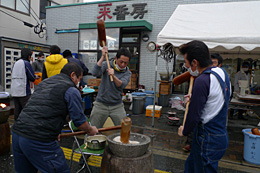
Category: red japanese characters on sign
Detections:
[
  {"x1": 97, "y1": 3, "x2": 148, "y2": 21},
  {"x1": 97, "y1": 3, "x2": 112, "y2": 21}
]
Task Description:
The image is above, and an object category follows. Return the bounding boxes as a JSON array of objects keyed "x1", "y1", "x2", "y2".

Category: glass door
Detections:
[{"x1": 121, "y1": 32, "x2": 141, "y2": 88}]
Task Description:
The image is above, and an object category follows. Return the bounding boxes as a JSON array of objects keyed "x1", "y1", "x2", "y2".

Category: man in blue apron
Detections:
[{"x1": 178, "y1": 40, "x2": 231, "y2": 172}]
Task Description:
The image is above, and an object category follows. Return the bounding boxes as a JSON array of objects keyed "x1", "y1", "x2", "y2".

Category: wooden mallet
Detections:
[
  {"x1": 172, "y1": 72, "x2": 195, "y2": 126},
  {"x1": 172, "y1": 71, "x2": 192, "y2": 85},
  {"x1": 182, "y1": 76, "x2": 194, "y2": 126},
  {"x1": 97, "y1": 19, "x2": 113, "y2": 82}
]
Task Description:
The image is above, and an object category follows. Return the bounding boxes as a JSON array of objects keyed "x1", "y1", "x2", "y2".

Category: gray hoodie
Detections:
[
  {"x1": 32, "y1": 60, "x2": 44, "y2": 73},
  {"x1": 92, "y1": 60, "x2": 131, "y2": 105}
]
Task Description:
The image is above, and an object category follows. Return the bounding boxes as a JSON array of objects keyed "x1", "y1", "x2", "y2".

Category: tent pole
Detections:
[{"x1": 152, "y1": 48, "x2": 159, "y2": 127}]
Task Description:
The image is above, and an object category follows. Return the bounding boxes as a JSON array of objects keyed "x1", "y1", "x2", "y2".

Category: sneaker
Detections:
[{"x1": 182, "y1": 145, "x2": 191, "y2": 152}]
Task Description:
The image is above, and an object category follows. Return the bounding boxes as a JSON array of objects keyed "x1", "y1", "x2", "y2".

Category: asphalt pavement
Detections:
[{"x1": 1, "y1": 103, "x2": 260, "y2": 173}]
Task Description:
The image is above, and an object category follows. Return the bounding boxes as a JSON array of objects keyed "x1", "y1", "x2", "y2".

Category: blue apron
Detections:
[{"x1": 185, "y1": 69, "x2": 230, "y2": 173}]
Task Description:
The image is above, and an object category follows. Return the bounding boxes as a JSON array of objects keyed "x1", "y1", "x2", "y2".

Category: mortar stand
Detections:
[{"x1": 100, "y1": 133, "x2": 153, "y2": 173}]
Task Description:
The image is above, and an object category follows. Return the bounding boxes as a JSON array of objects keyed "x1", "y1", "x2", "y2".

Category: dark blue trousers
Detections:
[
  {"x1": 12, "y1": 132, "x2": 70, "y2": 173},
  {"x1": 184, "y1": 127, "x2": 225, "y2": 173}
]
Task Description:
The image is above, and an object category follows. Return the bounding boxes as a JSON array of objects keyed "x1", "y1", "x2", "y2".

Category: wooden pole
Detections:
[
  {"x1": 102, "y1": 41, "x2": 113, "y2": 82},
  {"x1": 182, "y1": 76, "x2": 194, "y2": 126},
  {"x1": 60, "y1": 125, "x2": 121, "y2": 138}
]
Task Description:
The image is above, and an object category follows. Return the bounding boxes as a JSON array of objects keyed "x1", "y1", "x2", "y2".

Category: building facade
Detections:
[
  {"x1": 0, "y1": 0, "x2": 84, "y2": 92},
  {"x1": 46, "y1": 0, "x2": 252, "y2": 92}
]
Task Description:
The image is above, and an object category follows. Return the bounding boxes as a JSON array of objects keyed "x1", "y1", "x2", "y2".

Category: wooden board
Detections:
[
  {"x1": 87, "y1": 78, "x2": 101, "y2": 86},
  {"x1": 236, "y1": 94, "x2": 260, "y2": 102},
  {"x1": 230, "y1": 98, "x2": 260, "y2": 106}
]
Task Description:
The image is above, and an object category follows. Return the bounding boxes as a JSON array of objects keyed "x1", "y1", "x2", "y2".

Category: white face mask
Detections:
[
  {"x1": 76, "y1": 82, "x2": 80, "y2": 88},
  {"x1": 242, "y1": 68, "x2": 248, "y2": 72},
  {"x1": 188, "y1": 67, "x2": 199, "y2": 77},
  {"x1": 115, "y1": 63, "x2": 126, "y2": 70}
]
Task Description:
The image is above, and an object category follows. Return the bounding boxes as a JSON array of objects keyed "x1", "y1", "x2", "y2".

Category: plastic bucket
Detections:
[
  {"x1": 242, "y1": 129, "x2": 260, "y2": 165},
  {"x1": 158, "y1": 94, "x2": 170, "y2": 107},
  {"x1": 132, "y1": 92, "x2": 146, "y2": 115},
  {"x1": 144, "y1": 91, "x2": 154, "y2": 109}
]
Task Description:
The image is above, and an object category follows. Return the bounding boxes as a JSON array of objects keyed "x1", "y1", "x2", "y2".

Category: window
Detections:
[
  {"x1": 79, "y1": 28, "x2": 120, "y2": 51},
  {"x1": 40, "y1": 0, "x2": 48, "y2": 19},
  {"x1": 1, "y1": 0, "x2": 15, "y2": 9},
  {"x1": 122, "y1": 34, "x2": 140, "y2": 43},
  {"x1": 40, "y1": 0, "x2": 59, "y2": 19},
  {"x1": 17, "y1": 0, "x2": 29, "y2": 13},
  {"x1": 0, "y1": 0, "x2": 30, "y2": 14}
]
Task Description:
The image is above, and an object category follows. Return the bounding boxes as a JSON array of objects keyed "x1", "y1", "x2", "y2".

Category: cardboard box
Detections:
[
  {"x1": 131, "y1": 73, "x2": 137, "y2": 79},
  {"x1": 125, "y1": 81, "x2": 136, "y2": 89},
  {"x1": 125, "y1": 73, "x2": 137, "y2": 89},
  {"x1": 87, "y1": 78, "x2": 101, "y2": 86},
  {"x1": 159, "y1": 82, "x2": 171, "y2": 95},
  {"x1": 145, "y1": 105, "x2": 162, "y2": 118}
]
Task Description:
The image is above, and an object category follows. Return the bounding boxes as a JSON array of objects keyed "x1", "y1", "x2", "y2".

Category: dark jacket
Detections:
[
  {"x1": 12, "y1": 73, "x2": 75, "y2": 142},
  {"x1": 67, "y1": 56, "x2": 89, "y2": 86},
  {"x1": 66, "y1": 57, "x2": 88, "y2": 76},
  {"x1": 32, "y1": 60, "x2": 44, "y2": 73}
]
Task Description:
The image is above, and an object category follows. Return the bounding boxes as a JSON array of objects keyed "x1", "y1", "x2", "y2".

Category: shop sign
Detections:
[
  {"x1": 107, "y1": 40, "x2": 115, "y2": 49},
  {"x1": 90, "y1": 40, "x2": 97, "y2": 50},
  {"x1": 83, "y1": 40, "x2": 90, "y2": 49},
  {"x1": 18, "y1": 43, "x2": 43, "y2": 51},
  {"x1": 97, "y1": 3, "x2": 148, "y2": 21}
]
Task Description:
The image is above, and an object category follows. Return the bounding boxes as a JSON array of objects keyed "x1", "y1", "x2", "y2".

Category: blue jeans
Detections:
[
  {"x1": 184, "y1": 127, "x2": 227, "y2": 173},
  {"x1": 12, "y1": 132, "x2": 70, "y2": 173}
]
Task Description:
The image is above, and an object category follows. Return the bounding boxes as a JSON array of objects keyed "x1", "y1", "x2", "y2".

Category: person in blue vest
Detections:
[
  {"x1": 183, "y1": 53, "x2": 225, "y2": 152},
  {"x1": 178, "y1": 40, "x2": 231, "y2": 172},
  {"x1": 12, "y1": 62, "x2": 98, "y2": 173},
  {"x1": 63, "y1": 49, "x2": 89, "y2": 88}
]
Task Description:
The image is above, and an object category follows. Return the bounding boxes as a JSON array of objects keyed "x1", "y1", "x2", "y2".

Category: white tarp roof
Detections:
[{"x1": 157, "y1": 1, "x2": 260, "y2": 59}]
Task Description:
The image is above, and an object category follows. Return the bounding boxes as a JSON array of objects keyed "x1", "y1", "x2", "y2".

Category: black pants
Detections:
[
  {"x1": 185, "y1": 131, "x2": 193, "y2": 145},
  {"x1": 13, "y1": 95, "x2": 31, "y2": 121}
]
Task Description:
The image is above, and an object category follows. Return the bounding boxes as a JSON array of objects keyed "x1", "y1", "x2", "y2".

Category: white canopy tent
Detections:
[
  {"x1": 151, "y1": 1, "x2": 260, "y2": 127},
  {"x1": 157, "y1": 1, "x2": 260, "y2": 60}
]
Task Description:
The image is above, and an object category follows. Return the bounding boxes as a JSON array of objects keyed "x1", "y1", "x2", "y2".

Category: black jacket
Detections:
[
  {"x1": 67, "y1": 56, "x2": 89, "y2": 86},
  {"x1": 12, "y1": 73, "x2": 75, "y2": 142}
]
